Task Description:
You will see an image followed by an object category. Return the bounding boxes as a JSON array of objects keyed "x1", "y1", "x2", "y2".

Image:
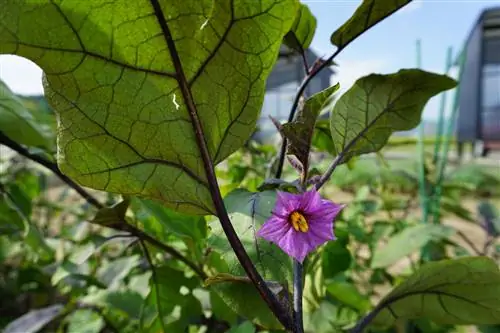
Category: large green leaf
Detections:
[
  {"x1": 207, "y1": 189, "x2": 292, "y2": 328},
  {"x1": 371, "y1": 224, "x2": 454, "y2": 269},
  {"x1": 208, "y1": 189, "x2": 291, "y2": 281},
  {"x1": 0, "y1": 80, "x2": 53, "y2": 150},
  {"x1": 0, "y1": 0, "x2": 297, "y2": 215},
  {"x1": 326, "y1": 281, "x2": 371, "y2": 312},
  {"x1": 330, "y1": 0, "x2": 411, "y2": 48},
  {"x1": 280, "y1": 84, "x2": 339, "y2": 170},
  {"x1": 322, "y1": 227, "x2": 351, "y2": 279},
  {"x1": 140, "y1": 266, "x2": 202, "y2": 332},
  {"x1": 284, "y1": 3, "x2": 316, "y2": 52},
  {"x1": 371, "y1": 257, "x2": 500, "y2": 328},
  {"x1": 132, "y1": 198, "x2": 206, "y2": 244},
  {"x1": 205, "y1": 274, "x2": 286, "y2": 329},
  {"x1": 329, "y1": 69, "x2": 456, "y2": 164}
]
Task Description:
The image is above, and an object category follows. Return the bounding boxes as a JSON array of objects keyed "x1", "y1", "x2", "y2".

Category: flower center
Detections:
[{"x1": 289, "y1": 211, "x2": 309, "y2": 233}]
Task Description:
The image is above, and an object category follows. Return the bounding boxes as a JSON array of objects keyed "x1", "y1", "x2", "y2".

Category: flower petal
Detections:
[
  {"x1": 299, "y1": 188, "x2": 323, "y2": 212},
  {"x1": 257, "y1": 216, "x2": 290, "y2": 244},
  {"x1": 308, "y1": 200, "x2": 345, "y2": 224},
  {"x1": 274, "y1": 191, "x2": 301, "y2": 216}
]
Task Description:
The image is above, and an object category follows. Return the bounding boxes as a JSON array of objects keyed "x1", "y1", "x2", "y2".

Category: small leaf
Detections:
[
  {"x1": 96, "y1": 255, "x2": 140, "y2": 289},
  {"x1": 312, "y1": 120, "x2": 335, "y2": 154},
  {"x1": 4, "y1": 304, "x2": 64, "y2": 333},
  {"x1": 132, "y1": 198, "x2": 206, "y2": 242},
  {"x1": 329, "y1": 69, "x2": 456, "y2": 164},
  {"x1": 284, "y1": 3, "x2": 317, "y2": 52},
  {"x1": 64, "y1": 309, "x2": 104, "y2": 333},
  {"x1": 281, "y1": 84, "x2": 339, "y2": 169},
  {"x1": 326, "y1": 281, "x2": 371, "y2": 312},
  {"x1": 227, "y1": 321, "x2": 256, "y2": 333},
  {"x1": 372, "y1": 257, "x2": 500, "y2": 328},
  {"x1": 322, "y1": 240, "x2": 351, "y2": 279},
  {"x1": 0, "y1": 80, "x2": 53, "y2": 150},
  {"x1": 0, "y1": 1, "x2": 297, "y2": 215},
  {"x1": 82, "y1": 290, "x2": 144, "y2": 320},
  {"x1": 91, "y1": 199, "x2": 130, "y2": 230},
  {"x1": 330, "y1": 0, "x2": 411, "y2": 48},
  {"x1": 206, "y1": 276, "x2": 284, "y2": 329},
  {"x1": 371, "y1": 224, "x2": 455, "y2": 268},
  {"x1": 140, "y1": 266, "x2": 202, "y2": 332}
]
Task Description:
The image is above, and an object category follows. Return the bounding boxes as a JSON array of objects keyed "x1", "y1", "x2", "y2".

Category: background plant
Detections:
[{"x1": 1, "y1": 1, "x2": 500, "y2": 333}]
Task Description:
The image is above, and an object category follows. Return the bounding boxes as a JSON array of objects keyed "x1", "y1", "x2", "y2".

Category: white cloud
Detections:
[
  {"x1": 331, "y1": 58, "x2": 388, "y2": 94},
  {"x1": 0, "y1": 55, "x2": 44, "y2": 95}
]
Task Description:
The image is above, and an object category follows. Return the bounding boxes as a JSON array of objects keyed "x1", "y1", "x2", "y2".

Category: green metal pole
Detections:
[
  {"x1": 416, "y1": 39, "x2": 429, "y2": 225},
  {"x1": 432, "y1": 48, "x2": 466, "y2": 224},
  {"x1": 433, "y1": 47, "x2": 454, "y2": 165}
]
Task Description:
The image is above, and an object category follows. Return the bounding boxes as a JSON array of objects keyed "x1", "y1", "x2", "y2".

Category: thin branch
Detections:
[
  {"x1": 0, "y1": 131, "x2": 103, "y2": 209},
  {"x1": 301, "y1": 50, "x2": 310, "y2": 75},
  {"x1": 315, "y1": 153, "x2": 343, "y2": 190},
  {"x1": 148, "y1": 1, "x2": 292, "y2": 329},
  {"x1": 274, "y1": 48, "x2": 342, "y2": 179},
  {"x1": 456, "y1": 230, "x2": 482, "y2": 256}
]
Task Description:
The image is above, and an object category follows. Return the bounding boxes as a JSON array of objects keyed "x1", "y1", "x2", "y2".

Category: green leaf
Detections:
[
  {"x1": 64, "y1": 309, "x2": 104, "y2": 333},
  {"x1": 4, "y1": 304, "x2": 64, "y2": 333},
  {"x1": 208, "y1": 189, "x2": 291, "y2": 282},
  {"x1": 227, "y1": 321, "x2": 256, "y2": 333},
  {"x1": 206, "y1": 190, "x2": 290, "y2": 328},
  {"x1": 281, "y1": 84, "x2": 339, "y2": 169},
  {"x1": 0, "y1": 80, "x2": 53, "y2": 150},
  {"x1": 0, "y1": 191, "x2": 53, "y2": 260},
  {"x1": 205, "y1": 275, "x2": 285, "y2": 329},
  {"x1": 326, "y1": 281, "x2": 371, "y2": 312},
  {"x1": 330, "y1": 0, "x2": 411, "y2": 48},
  {"x1": 371, "y1": 224, "x2": 455, "y2": 269},
  {"x1": 284, "y1": 3, "x2": 317, "y2": 52},
  {"x1": 311, "y1": 120, "x2": 335, "y2": 154},
  {"x1": 82, "y1": 290, "x2": 144, "y2": 320},
  {"x1": 96, "y1": 255, "x2": 140, "y2": 288},
  {"x1": 322, "y1": 240, "x2": 351, "y2": 279},
  {"x1": 372, "y1": 257, "x2": 500, "y2": 328},
  {"x1": 0, "y1": 0, "x2": 297, "y2": 215},
  {"x1": 132, "y1": 198, "x2": 206, "y2": 243},
  {"x1": 90, "y1": 198, "x2": 130, "y2": 230},
  {"x1": 329, "y1": 69, "x2": 456, "y2": 164},
  {"x1": 140, "y1": 266, "x2": 202, "y2": 332}
]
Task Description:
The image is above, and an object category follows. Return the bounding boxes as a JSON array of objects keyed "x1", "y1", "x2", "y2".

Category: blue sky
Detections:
[{"x1": 0, "y1": 0, "x2": 498, "y2": 119}]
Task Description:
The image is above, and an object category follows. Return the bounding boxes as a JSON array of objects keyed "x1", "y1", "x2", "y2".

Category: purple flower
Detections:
[{"x1": 257, "y1": 188, "x2": 345, "y2": 263}]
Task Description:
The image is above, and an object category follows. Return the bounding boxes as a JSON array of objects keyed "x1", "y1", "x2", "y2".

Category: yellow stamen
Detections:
[{"x1": 289, "y1": 211, "x2": 309, "y2": 233}]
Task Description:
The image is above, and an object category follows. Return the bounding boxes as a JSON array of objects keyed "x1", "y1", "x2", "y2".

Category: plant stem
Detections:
[
  {"x1": 0, "y1": 131, "x2": 103, "y2": 209},
  {"x1": 456, "y1": 230, "x2": 482, "y2": 256},
  {"x1": 293, "y1": 259, "x2": 304, "y2": 333},
  {"x1": 274, "y1": 48, "x2": 341, "y2": 179},
  {"x1": 314, "y1": 153, "x2": 343, "y2": 190},
  {"x1": 149, "y1": 1, "x2": 292, "y2": 328}
]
